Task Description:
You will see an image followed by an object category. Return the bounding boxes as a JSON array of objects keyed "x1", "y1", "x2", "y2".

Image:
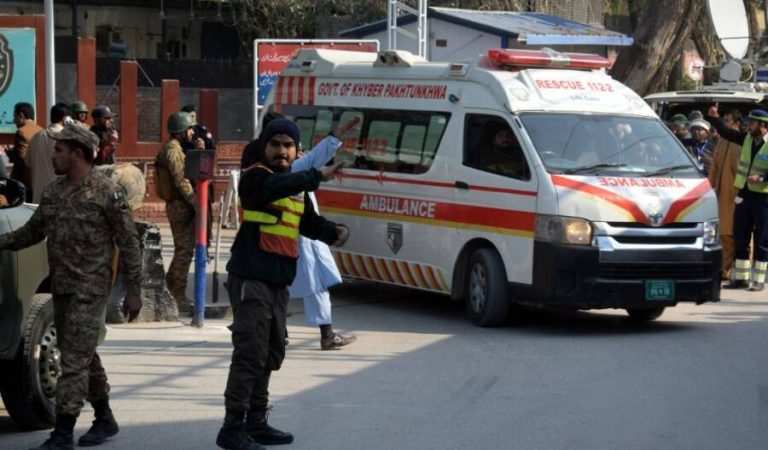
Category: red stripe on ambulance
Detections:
[
  {"x1": 662, "y1": 179, "x2": 711, "y2": 224},
  {"x1": 316, "y1": 190, "x2": 535, "y2": 233},
  {"x1": 551, "y1": 175, "x2": 648, "y2": 224}
]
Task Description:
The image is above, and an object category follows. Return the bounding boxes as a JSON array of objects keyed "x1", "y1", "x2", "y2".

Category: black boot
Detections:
[
  {"x1": 216, "y1": 411, "x2": 266, "y2": 450},
  {"x1": 29, "y1": 414, "x2": 76, "y2": 450},
  {"x1": 78, "y1": 398, "x2": 119, "y2": 446},
  {"x1": 723, "y1": 279, "x2": 749, "y2": 289},
  {"x1": 246, "y1": 407, "x2": 294, "y2": 445}
]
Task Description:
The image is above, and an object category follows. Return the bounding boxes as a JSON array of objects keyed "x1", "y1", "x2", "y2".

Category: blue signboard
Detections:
[
  {"x1": 756, "y1": 68, "x2": 768, "y2": 83},
  {"x1": 0, "y1": 28, "x2": 36, "y2": 134}
]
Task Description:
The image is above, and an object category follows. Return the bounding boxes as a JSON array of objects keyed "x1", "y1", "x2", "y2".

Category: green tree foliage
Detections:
[{"x1": 230, "y1": 0, "x2": 533, "y2": 48}]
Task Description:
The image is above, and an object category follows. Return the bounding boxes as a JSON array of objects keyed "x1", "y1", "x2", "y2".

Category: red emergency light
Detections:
[{"x1": 487, "y1": 48, "x2": 612, "y2": 70}]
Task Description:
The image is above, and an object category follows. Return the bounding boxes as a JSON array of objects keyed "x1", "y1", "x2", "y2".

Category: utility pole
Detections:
[{"x1": 45, "y1": 0, "x2": 55, "y2": 113}]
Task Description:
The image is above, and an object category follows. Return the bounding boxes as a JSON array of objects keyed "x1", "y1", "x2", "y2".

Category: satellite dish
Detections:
[{"x1": 706, "y1": 0, "x2": 750, "y2": 59}]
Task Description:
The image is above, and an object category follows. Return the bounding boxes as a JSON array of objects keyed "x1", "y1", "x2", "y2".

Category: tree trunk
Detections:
[
  {"x1": 745, "y1": 0, "x2": 761, "y2": 58},
  {"x1": 611, "y1": 0, "x2": 704, "y2": 96},
  {"x1": 691, "y1": 6, "x2": 722, "y2": 67}
]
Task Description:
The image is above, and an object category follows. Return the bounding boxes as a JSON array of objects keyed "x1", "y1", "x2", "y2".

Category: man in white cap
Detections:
[{"x1": 687, "y1": 118, "x2": 715, "y2": 175}]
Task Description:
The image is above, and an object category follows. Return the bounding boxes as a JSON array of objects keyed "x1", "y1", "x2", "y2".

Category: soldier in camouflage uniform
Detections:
[
  {"x1": 0, "y1": 123, "x2": 143, "y2": 450},
  {"x1": 155, "y1": 112, "x2": 196, "y2": 313}
]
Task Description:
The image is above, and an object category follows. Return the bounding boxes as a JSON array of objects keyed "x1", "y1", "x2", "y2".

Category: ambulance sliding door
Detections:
[
  {"x1": 453, "y1": 111, "x2": 538, "y2": 285},
  {"x1": 300, "y1": 105, "x2": 456, "y2": 293}
]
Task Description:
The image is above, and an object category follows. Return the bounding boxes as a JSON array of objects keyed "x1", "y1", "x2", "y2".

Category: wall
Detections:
[
  {"x1": 0, "y1": 3, "x2": 204, "y2": 59},
  {"x1": 55, "y1": 63, "x2": 253, "y2": 142}
]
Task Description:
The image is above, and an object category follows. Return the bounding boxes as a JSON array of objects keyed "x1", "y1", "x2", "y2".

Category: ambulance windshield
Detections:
[{"x1": 519, "y1": 113, "x2": 700, "y2": 177}]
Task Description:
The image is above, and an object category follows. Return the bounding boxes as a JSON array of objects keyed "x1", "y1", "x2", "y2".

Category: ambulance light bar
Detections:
[{"x1": 487, "y1": 48, "x2": 612, "y2": 70}]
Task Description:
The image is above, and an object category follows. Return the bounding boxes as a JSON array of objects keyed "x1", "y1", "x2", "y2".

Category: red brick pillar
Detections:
[
  {"x1": 77, "y1": 38, "x2": 96, "y2": 125},
  {"x1": 160, "y1": 80, "x2": 180, "y2": 144},
  {"x1": 199, "y1": 89, "x2": 219, "y2": 140}
]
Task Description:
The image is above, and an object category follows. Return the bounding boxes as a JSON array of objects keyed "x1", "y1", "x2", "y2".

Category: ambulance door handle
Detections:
[{"x1": 454, "y1": 181, "x2": 469, "y2": 190}]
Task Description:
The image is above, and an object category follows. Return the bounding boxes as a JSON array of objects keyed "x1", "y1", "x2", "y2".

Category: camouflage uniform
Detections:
[
  {"x1": 0, "y1": 167, "x2": 142, "y2": 416},
  {"x1": 155, "y1": 138, "x2": 196, "y2": 311}
]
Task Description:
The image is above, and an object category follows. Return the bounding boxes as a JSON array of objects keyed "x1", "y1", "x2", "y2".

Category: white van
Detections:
[{"x1": 263, "y1": 48, "x2": 722, "y2": 326}]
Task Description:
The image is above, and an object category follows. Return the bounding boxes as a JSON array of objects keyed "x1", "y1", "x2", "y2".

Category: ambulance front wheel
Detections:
[
  {"x1": 466, "y1": 248, "x2": 509, "y2": 327},
  {"x1": 625, "y1": 307, "x2": 665, "y2": 322}
]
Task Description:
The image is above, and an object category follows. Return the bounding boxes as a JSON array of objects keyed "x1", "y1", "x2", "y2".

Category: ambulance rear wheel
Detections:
[
  {"x1": 625, "y1": 307, "x2": 665, "y2": 322},
  {"x1": 466, "y1": 248, "x2": 509, "y2": 327}
]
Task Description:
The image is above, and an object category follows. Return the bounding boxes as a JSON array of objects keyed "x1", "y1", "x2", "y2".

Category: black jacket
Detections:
[{"x1": 226, "y1": 165, "x2": 338, "y2": 285}]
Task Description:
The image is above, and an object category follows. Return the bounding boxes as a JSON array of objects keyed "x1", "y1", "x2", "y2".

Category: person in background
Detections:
[
  {"x1": 26, "y1": 103, "x2": 71, "y2": 203},
  {"x1": 155, "y1": 112, "x2": 197, "y2": 314},
  {"x1": 71, "y1": 100, "x2": 89, "y2": 127},
  {"x1": 707, "y1": 105, "x2": 768, "y2": 291},
  {"x1": 290, "y1": 117, "x2": 360, "y2": 350},
  {"x1": 90, "y1": 106, "x2": 118, "y2": 165},
  {"x1": 669, "y1": 113, "x2": 691, "y2": 142},
  {"x1": 180, "y1": 104, "x2": 215, "y2": 151},
  {"x1": 7, "y1": 102, "x2": 43, "y2": 201},
  {"x1": 708, "y1": 109, "x2": 743, "y2": 280},
  {"x1": 687, "y1": 119, "x2": 715, "y2": 175},
  {"x1": 0, "y1": 123, "x2": 142, "y2": 450}
]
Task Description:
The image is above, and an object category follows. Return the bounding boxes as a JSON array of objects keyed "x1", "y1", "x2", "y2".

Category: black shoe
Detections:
[
  {"x1": 30, "y1": 415, "x2": 76, "y2": 450},
  {"x1": 29, "y1": 435, "x2": 74, "y2": 450},
  {"x1": 748, "y1": 282, "x2": 765, "y2": 292},
  {"x1": 321, "y1": 333, "x2": 357, "y2": 351},
  {"x1": 246, "y1": 409, "x2": 294, "y2": 445},
  {"x1": 723, "y1": 280, "x2": 749, "y2": 289},
  {"x1": 217, "y1": 427, "x2": 266, "y2": 450},
  {"x1": 78, "y1": 415, "x2": 119, "y2": 446}
]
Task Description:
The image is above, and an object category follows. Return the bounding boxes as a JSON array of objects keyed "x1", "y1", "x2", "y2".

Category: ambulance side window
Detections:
[
  {"x1": 312, "y1": 110, "x2": 334, "y2": 146},
  {"x1": 276, "y1": 104, "x2": 449, "y2": 174},
  {"x1": 336, "y1": 110, "x2": 365, "y2": 166},
  {"x1": 295, "y1": 117, "x2": 315, "y2": 151},
  {"x1": 464, "y1": 114, "x2": 530, "y2": 180}
]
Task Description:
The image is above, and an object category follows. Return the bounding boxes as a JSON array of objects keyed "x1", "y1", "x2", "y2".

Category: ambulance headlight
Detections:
[
  {"x1": 535, "y1": 215, "x2": 593, "y2": 246},
  {"x1": 703, "y1": 219, "x2": 719, "y2": 246}
]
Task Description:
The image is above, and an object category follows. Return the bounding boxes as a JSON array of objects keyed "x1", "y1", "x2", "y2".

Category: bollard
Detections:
[
  {"x1": 192, "y1": 178, "x2": 209, "y2": 327},
  {"x1": 184, "y1": 149, "x2": 216, "y2": 328}
]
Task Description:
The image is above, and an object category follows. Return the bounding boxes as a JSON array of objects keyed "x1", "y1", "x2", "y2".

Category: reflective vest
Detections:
[
  {"x1": 241, "y1": 163, "x2": 305, "y2": 258},
  {"x1": 734, "y1": 134, "x2": 768, "y2": 193}
]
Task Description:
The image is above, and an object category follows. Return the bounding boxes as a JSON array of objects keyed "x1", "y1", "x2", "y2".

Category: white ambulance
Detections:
[{"x1": 263, "y1": 47, "x2": 722, "y2": 326}]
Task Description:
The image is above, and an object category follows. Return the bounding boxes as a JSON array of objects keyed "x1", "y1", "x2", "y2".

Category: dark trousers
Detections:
[
  {"x1": 54, "y1": 293, "x2": 110, "y2": 416},
  {"x1": 734, "y1": 195, "x2": 768, "y2": 261},
  {"x1": 223, "y1": 274, "x2": 288, "y2": 414}
]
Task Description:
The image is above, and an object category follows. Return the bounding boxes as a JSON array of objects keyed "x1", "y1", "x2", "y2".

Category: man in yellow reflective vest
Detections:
[
  {"x1": 708, "y1": 106, "x2": 768, "y2": 291},
  {"x1": 217, "y1": 119, "x2": 348, "y2": 450}
]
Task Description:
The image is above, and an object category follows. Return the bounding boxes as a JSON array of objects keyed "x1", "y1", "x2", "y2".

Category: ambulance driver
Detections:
[{"x1": 477, "y1": 122, "x2": 528, "y2": 179}]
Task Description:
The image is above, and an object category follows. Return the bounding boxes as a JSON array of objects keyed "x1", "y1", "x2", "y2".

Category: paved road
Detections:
[{"x1": 2, "y1": 281, "x2": 767, "y2": 450}]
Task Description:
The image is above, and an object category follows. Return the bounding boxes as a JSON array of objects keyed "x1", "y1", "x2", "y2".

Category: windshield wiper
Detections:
[
  {"x1": 562, "y1": 163, "x2": 626, "y2": 174},
  {"x1": 644, "y1": 164, "x2": 694, "y2": 177}
]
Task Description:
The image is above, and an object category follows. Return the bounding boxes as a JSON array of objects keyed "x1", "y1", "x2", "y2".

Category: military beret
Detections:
[
  {"x1": 670, "y1": 114, "x2": 689, "y2": 125},
  {"x1": 50, "y1": 122, "x2": 100, "y2": 157},
  {"x1": 748, "y1": 109, "x2": 768, "y2": 122}
]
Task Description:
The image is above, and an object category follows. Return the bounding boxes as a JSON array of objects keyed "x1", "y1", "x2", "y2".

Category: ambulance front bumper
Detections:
[{"x1": 519, "y1": 241, "x2": 722, "y2": 309}]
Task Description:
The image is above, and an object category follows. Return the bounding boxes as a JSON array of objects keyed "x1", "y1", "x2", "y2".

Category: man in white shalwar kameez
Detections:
[{"x1": 289, "y1": 117, "x2": 359, "y2": 350}]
